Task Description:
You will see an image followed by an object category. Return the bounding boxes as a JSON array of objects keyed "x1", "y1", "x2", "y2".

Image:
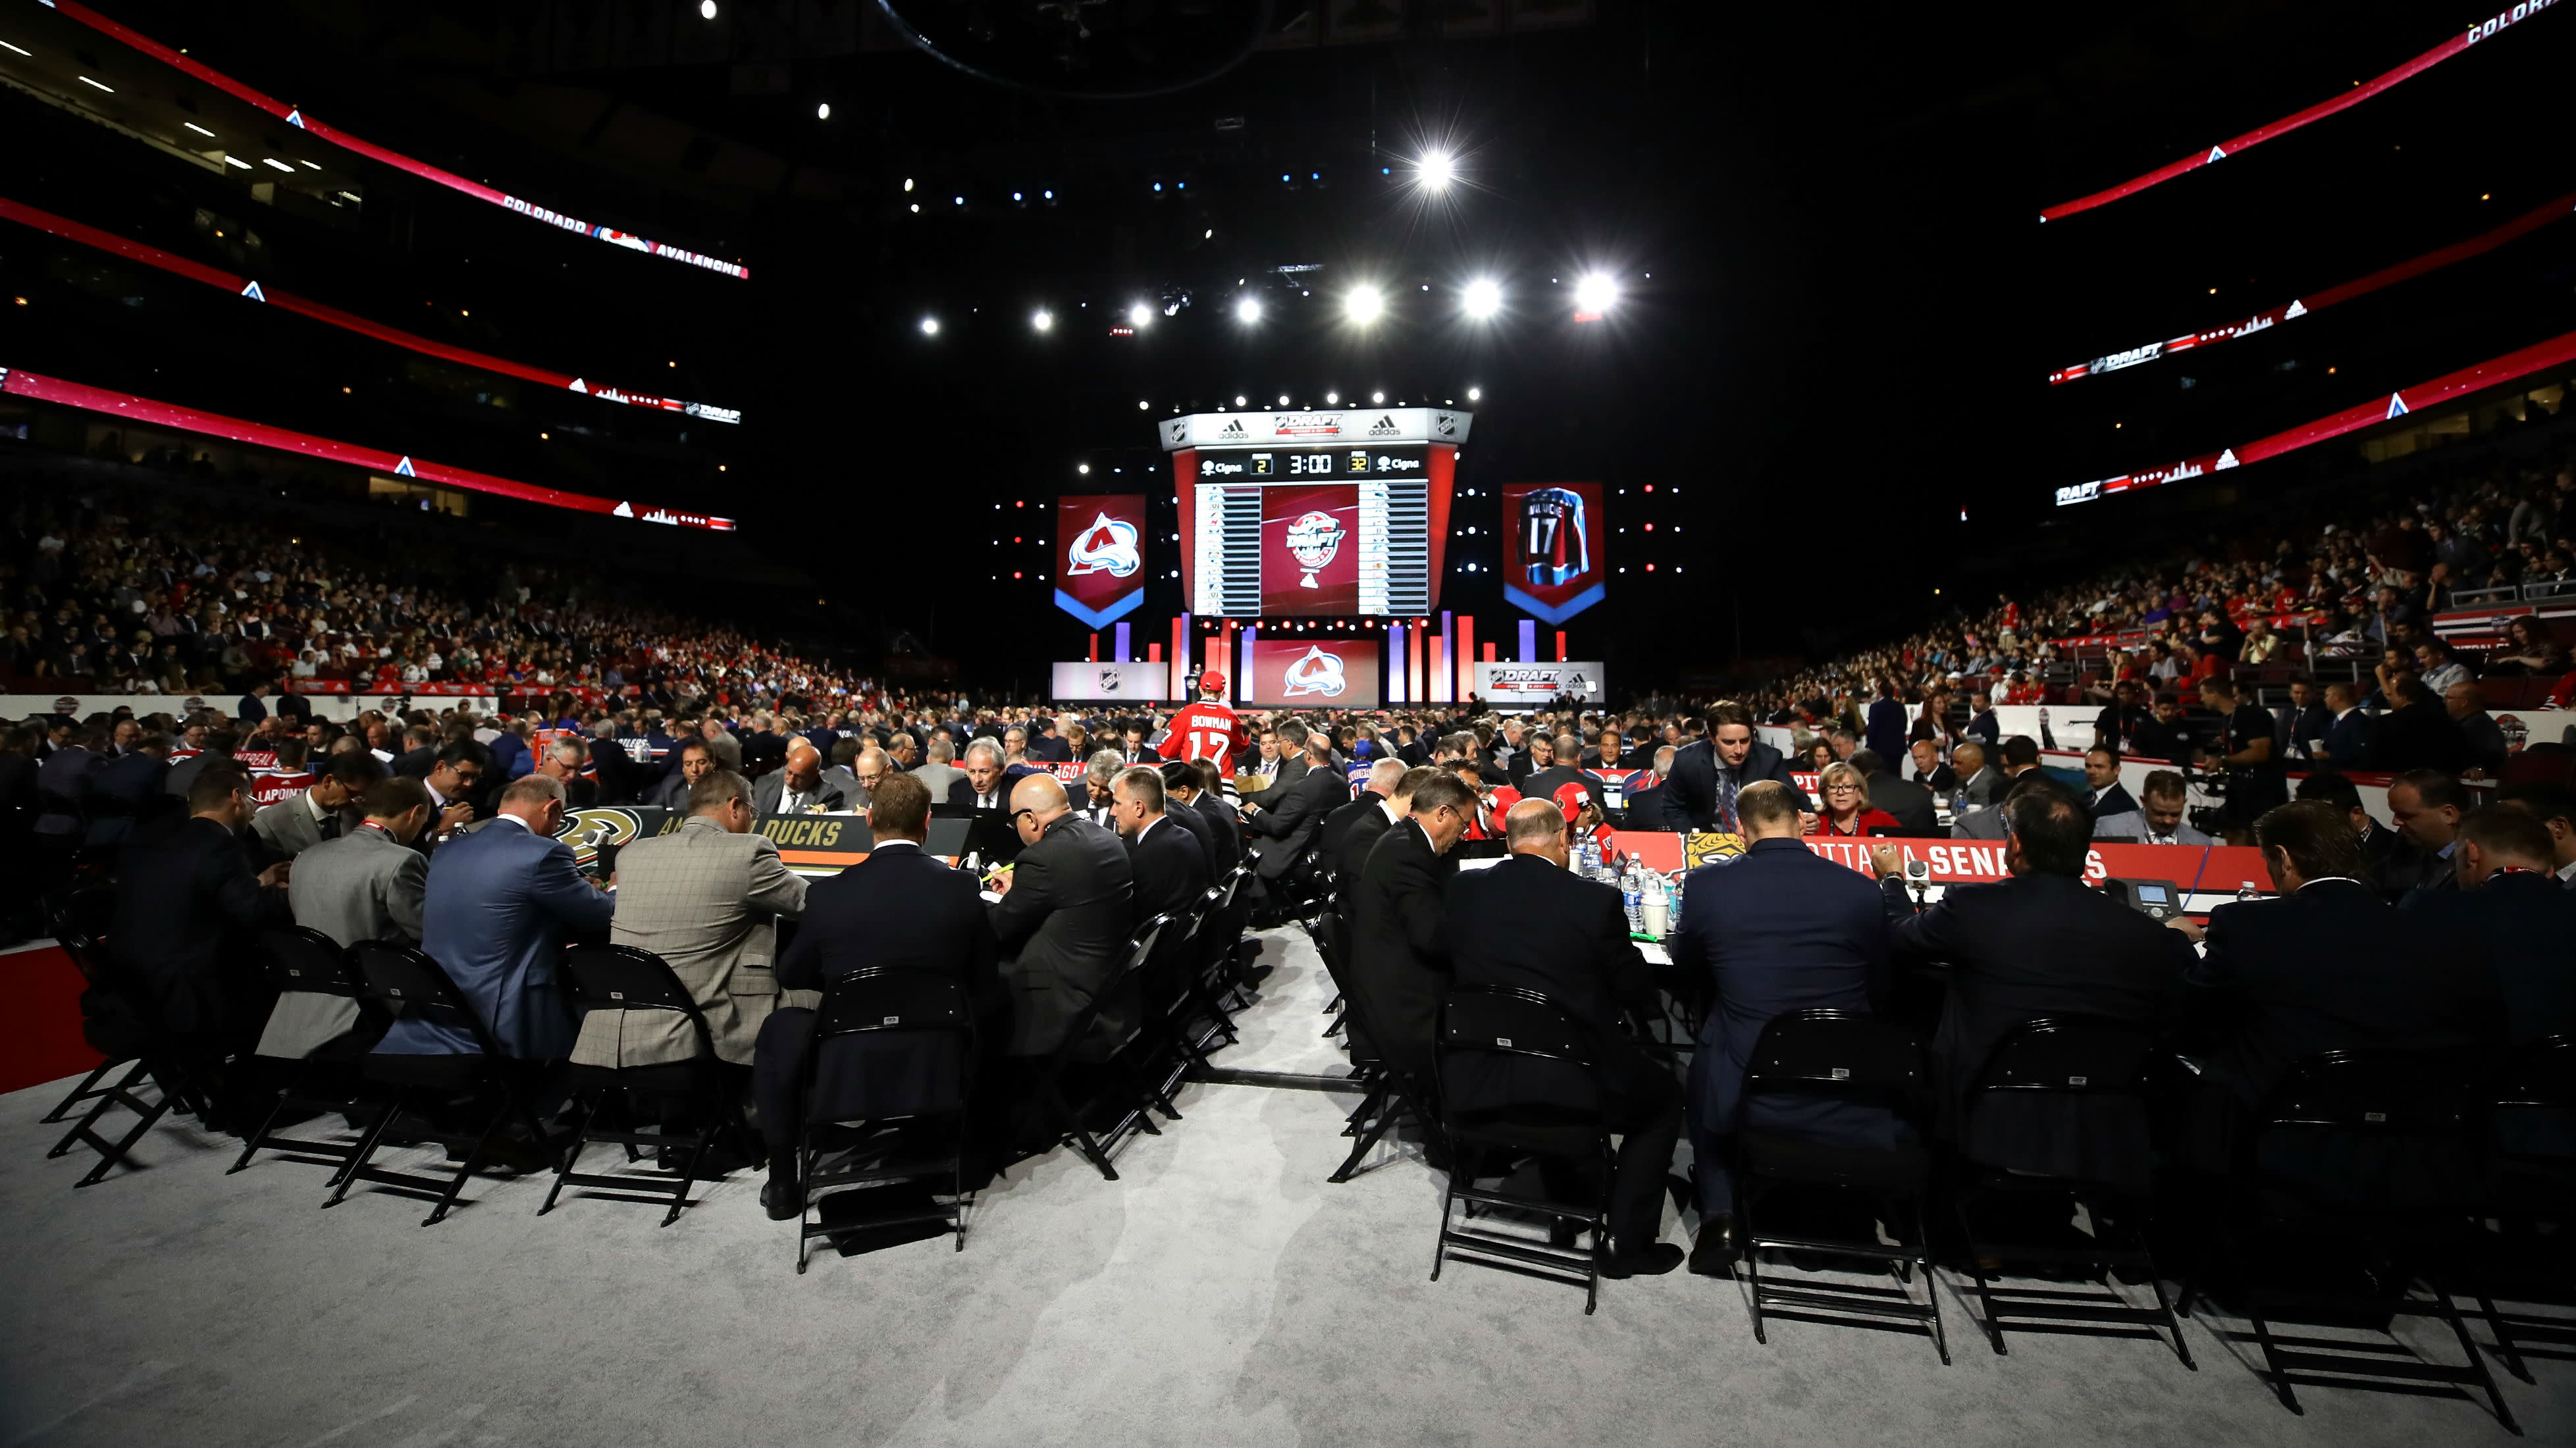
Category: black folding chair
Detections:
[
  {"x1": 793, "y1": 966, "x2": 979, "y2": 1272},
  {"x1": 2481, "y1": 1034, "x2": 2576, "y2": 1375},
  {"x1": 325, "y1": 941, "x2": 563, "y2": 1226},
  {"x1": 1313, "y1": 909, "x2": 1436, "y2": 1183},
  {"x1": 540, "y1": 943, "x2": 758, "y2": 1226},
  {"x1": 1952, "y1": 1016, "x2": 2193, "y2": 1366},
  {"x1": 44, "y1": 887, "x2": 222, "y2": 1187},
  {"x1": 38, "y1": 887, "x2": 134, "y2": 1125},
  {"x1": 2189, "y1": 1048, "x2": 2516, "y2": 1432},
  {"x1": 227, "y1": 927, "x2": 385, "y2": 1177},
  {"x1": 1733, "y1": 1008, "x2": 1946, "y2": 1362},
  {"x1": 1430, "y1": 985, "x2": 1616, "y2": 1314},
  {"x1": 1023, "y1": 914, "x2": 1167, "y2": 1181}
]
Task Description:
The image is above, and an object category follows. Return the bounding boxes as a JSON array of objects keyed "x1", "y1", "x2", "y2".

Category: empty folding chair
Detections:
[
  {"x1": 1429, "y1": 984, "x2": 1617, "y2": 1314},
  {"x1": 2479, "y1": 1033, "x2": 2576, "y2": 1378},
  {"x1": 540, "y1": 943, "x2": 759, "y2": 1226},
  {"x1": 1024, "y1": 914, "x2": 1168, "y2": 1181},
  {"x1": 228, "y1": 926, "x2": 388, "y2": 1177},
  {"x1": 2186, "y1": 1047, "x2": 2515, "y2": 1431},
  {"x1": 1733, "y1": 1008, "x2": 1946, "y2": 1362},
  {"x1": 1951, "y1": 1016, "x2": 2192, "y2": 1366},
  {"x1": 45, "y1": 887, "x2": 220, "y2": 1187},
  {"x1": 38, "y1": 887, "x2": 135, "y2": 1126},
  {"x1": 325, "y1": 940, "x2": 562, "y2": 1226},
  {"x1": 793, "y1": 966, "x2": 980, "y2": 1272}
]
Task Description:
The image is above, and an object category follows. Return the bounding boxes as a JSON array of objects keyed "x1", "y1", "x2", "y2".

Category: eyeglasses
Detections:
[{"x1": 1825, "y1": 784, "x2": 1860, "y2": 794}]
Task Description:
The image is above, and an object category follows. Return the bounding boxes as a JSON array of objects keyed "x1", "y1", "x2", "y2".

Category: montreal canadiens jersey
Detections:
[{"x1": 1168, "y1": 702, "x2": 1249, "y2": 763}]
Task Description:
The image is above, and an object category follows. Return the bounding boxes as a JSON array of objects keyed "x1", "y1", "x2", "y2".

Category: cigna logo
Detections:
[{"x1": 1283, "y1": 646, "x2": 1348, "y2": 698}]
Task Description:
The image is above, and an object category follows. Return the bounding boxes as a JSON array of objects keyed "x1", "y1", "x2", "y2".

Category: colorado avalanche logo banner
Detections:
[
  {"x1": 1246, "y1": 637, "x2": 1381, "y2": 708},
  {"x1": 1500, "y1": 480, "x2": 1606, "y2": 624},
  {"x1": 1055, "y1": 494, "x2": 1148, "y2": 628},
  {"x1": 1260, "y1": 482, "x2": 1361, "y2": 615}
]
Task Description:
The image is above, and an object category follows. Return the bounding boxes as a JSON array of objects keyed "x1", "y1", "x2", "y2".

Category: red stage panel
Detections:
[
  {"x1": 1053, "y1": 494, "x2": 1147, "y2": 628},
  {"x1": 1244, "y1": 636, "x2": 1381, "y2": 708},
  {"x1": 1260, "y1": 483, "x2": 1361, "y2": 615}
]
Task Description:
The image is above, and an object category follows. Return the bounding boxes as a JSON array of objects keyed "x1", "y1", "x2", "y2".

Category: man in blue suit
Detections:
[
  {"x1": 1864, "y1": 683, "x2": 1908, "y2": 764},
  {"x1": 377, "y1": 773, "x2": 615, "y2": 1058},
  {"x1": 1664, "y1": 779, "x2": 1895, "y2": 1276}
]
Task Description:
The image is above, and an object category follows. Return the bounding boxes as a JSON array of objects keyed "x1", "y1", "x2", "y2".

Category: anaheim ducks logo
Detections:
[
  {"x1": 555, "y1": 807, "x2": 644, "y2": 869},
  {"x1": 1284, "y1": 509, "x2": 1345, "y2": 588},
  {"x1": 1066, "y1": 512, "x2": 1142, "y2": 579},
  {"x1": 1283, "y1": 645, "x2": 1347, "y2": 698}
]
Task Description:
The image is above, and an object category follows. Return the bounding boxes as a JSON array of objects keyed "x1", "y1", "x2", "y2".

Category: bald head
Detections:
[
  {"x1": 783, "y1": 738, "x2": 822, "y2": 791},
  {"x1": 1504, "y1": 796, "x2": 1571, "y2": 866},
  {"x1": 1011, "y1": 771, "x2": 1069, "y2": 823},
  {"x1": 1954, "y1": 742, "x2": 1986, "y2": 775}
]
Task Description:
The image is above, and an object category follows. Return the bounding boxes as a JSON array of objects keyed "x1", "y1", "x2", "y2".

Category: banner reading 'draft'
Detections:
[
  {"x1": 1054, "y1": 494, "x2": 1148, "y2": 628},
  {"x1": 1501, "y1": 480, "x2": 1606, "y2": 624}
]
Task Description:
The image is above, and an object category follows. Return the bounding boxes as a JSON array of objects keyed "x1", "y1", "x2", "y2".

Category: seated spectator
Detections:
[
  {"x1": 911, "y1": 737, "x2": 966, "y2": 798},
  {"x1": 2416, "y1": 638, "x2": 2472, "y2": 695},
  {"x1": 84, "y1": 729, "x2": 171, "y2": 846},
  {"x1": 1166, "y1": 758, "x2": 1244, "y2": 876},
  {"x1": 376, "y1": 774, "x2": 614, "y2": 1058},
  {"x1": 2080, "y1": 747, "x2": 2140, "y2": 823},
  {"x1": 1242, "y1": 730, "x2": 1350, "y2": 878},
  {"x1": 2093, "y1": 769, "x2": 2214, "y2": 846},
  {"x1": 576, "y1": 768, "x2": 808, "y2": 1071},
  {"x1": 417, "y1": 738, "x2": 490, "y2": 846},
  {"x1": 1347, "y1": 771, "x2": 1477, "y2": 1081},
  {"x1": 2496, "y1": 782, "x2": 2576, "y2": 885},
  {"x1": 753, "y1": 771, "x2": 999, "y2": 1216},
  {"x1": 2312, "y1": 681, "x2": 2370, "y2": 765},
  {"x1": 1874, "y1": 788, "x2": 2192, "y2": 1174},
  {"x1": 753, "y1": 739, "x2": 841, "y2": 815},
  {"x1": 646, "y1": 738, "x2": 716, "y2": 812},
  {"x1": 1668, "y1": 779, "x2": 1892, "y2": 1275},
  {"x1": 1810, "y1": 760, "x2": 1900, "y2": 837},
  {"x1": 1906, "y1": 738, "x2": 1957, "y2": 794},
  {"x1": 1443, "y1": 797, "x2": 1683, "y2": 1278},
  {"x1": 948, "y1": 739, "x2": 1011, "y2": 815},
  {"x1": 2446, "y1": 682, "x2": 2510, "y2": 779},
  {"x1": 2294, "y1": 771, "x2": 2406, "y2": 887},
  {"x1": 533, "y1": 738, "x2": 597, "y2": 809},
  {"x1": 2384, "y1": 767, "x2": 2467, "y2": 900},
  {"x1": 2183, "y1": 801, "x2": 2501, "y2": 1107},
  {"x1": 2404, "y1": 806, "x2": 2576, "y2": 1044},
  {"x1": 251, "y1": 750, "x2": 384, "y2": 859},
  {"x1": 1074, "y1": 749, "x2": 1122, "y2": 828},
  {"x1": 1112, "y1": 764, "x2": 1209, "y2": 926},
  {"x1": 267, "y1": 776, "x2": 433, "y2": 1060},
  {"x1": 97, "y1": 764, "x2": 294, "y2": 1052},
  {"x1": 987, "y1": 775, "x2": 1134, "y2": 1058}
]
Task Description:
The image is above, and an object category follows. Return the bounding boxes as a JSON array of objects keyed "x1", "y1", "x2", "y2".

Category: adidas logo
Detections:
[
  {"x1": 1367, "y1": 413, "x2": 1399, "y2": 436},
  {"x1": 1221, "y1": 418, "x2": 1247, "y2": 436}
]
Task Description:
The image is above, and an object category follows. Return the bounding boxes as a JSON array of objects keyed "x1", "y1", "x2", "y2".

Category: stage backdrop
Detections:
[
  {"x1": 1244, "y1": 637, "x2": 1381, "y2": 708},
  {"x1": 1259, "y1": 482, "x2": 1363, "y2": 615},
  {"x1": 1049, "y1": 661, "x2": 1165, "y2": 702},
  {"x1": 1054, "y1": 494, "x2": 1148, "y2": 628},
  {"x1": 1501, "y1": 480, "x2": 1606, "y2": 624},
  {"x1": 1475, "y1": 660, "x2": 1606, "y2": 705}
]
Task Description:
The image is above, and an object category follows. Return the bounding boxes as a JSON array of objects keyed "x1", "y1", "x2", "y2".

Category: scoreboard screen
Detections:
[{"x1": 1188, "y1": 446, "x2": 1435, "y2": 617}]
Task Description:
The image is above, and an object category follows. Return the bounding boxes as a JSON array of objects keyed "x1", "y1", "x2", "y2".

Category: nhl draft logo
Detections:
[
  {"x1": 1066, "y1": 512, "x2": 1142, "y2": 578},
  {"x1": 1284, "y1": 509, "x2": 1346, "y2": 590},
  {"x1": 2499, "y1": 713, "x2": 2531, "y2": 754},
  {"x1": 1517, "y1": 486, "x2": 1591, "y2": 586},
  {"x1": 1283, "y1": 645, "x2": 1348, "y2": 698}
]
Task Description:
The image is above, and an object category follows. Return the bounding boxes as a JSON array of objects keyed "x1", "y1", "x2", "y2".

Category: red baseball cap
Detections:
[
  {"x1": 1552, "y1": 781, "x2": 1591, "y2": 821},
  {"x1": 1199, "y1": 670, "x2": 1227, "y2": 692}
]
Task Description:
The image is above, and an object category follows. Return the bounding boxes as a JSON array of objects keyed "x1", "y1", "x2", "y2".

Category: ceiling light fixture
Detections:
[
  {"x1": 1417, "y1": 149, "x2": 1456, "y2": 190},
  {"x1": 919, "y1": 317, "x2": 939, "y2": 335},
  {"x1": 78, "y1": 75, "x2": 114, "y2": 92},
  {"x1": 1344, "y1": 286, "x2": 1384, "y2": 324},
  {"x1": 1128, "y1": 301, "x2": 1155, "y2": 328},
  {"x1": 183, "y1": 121, "x2": 215, "y2": 138},
  {"x1": 1234, "y1": 295, "x2": 1261, "y2": 324},
  {"x1": 1031, "y1": 309, "x2": 1053, "y2": 332},
  {"x1": 1461, "y1": 276, "x2": 1503, "y2": 319}
]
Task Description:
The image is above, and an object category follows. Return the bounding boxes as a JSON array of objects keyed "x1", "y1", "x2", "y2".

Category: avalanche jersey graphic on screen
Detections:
[{"x1": 1517, "y1": 486, "x2": 1590, "y2": 587}]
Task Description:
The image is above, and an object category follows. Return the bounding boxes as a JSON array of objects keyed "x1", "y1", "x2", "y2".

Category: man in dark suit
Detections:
[
  {"x1": 2183, "y1": 801, "x2": 2502, "y2": 1109},
  {"x1": 1668, "y1": 702, "x2": 1801, "y2": 832},
  {"x1": 1864, "y1": 683, "x2": 1908, "y2": 763},
  {"x1": 85, "y1": 729, "x2": 174, "y2": 847},
  {"x1": 1253, "y1": 719, "x2": 1314, "y2": 798},
  {"x1": 1442, "y1": 797, "x2": 1683, "y2": 1276},
  {"x1": 2079, "y1": 747, "x2": 2139, "y2": 824},
  {"x1": 2406, "y1": 805, "x2": 2576, "y2": 1044},
  {"x1": 987, "y1": 775, "x2": 1136, "y2": 1058},
  {"x1": 1169, "y1": 759, "x2": 1244, "y2": 877},
  {"x1": 945, "y1": 740, "x2": 1013, "y2": 815},
  {"x1": 1520, "y1": 731, "x2": 1608, "y2": 819},
  {"x1": 96, "y1": 764, "x2": 293, "y2": 1056},
  {"x1": 754, "y1": 772, "x2": 1000, "y2": 1216},
  {"x1": 2294, "y1": 770, "x2": 2405, "y2": 885},
  {"x1": 1028, "y1": 715, "x2": 1075, "y2": 764},
  {"x1": 1242, "y1": 733, "x2": 1350, "y2": 880},
  {"x1": 2365, "y1": 675, "x2": 2471, "y2": 775},
  {"x1": 1964, "y1": 692, "x2": 2002, "y2": 747},
  {"x1": 1347, "y1": 772, "x2": 1475, "y2": 1081},
  {"x1": 1112, "y1": 765, "x2": 1210, "y2": 925},
  {"x1": 2383, "y1": 768, "x2": 2467, "y2": 901},
  {"x1": 1325, "y1": 760, "x2": 1408, "y2": 898},
  {"x1": 1149, "y1": 758, "x2": 1224, "y2": 879},
  {"x1": 1906, "y1": 739, "x2": 1957, "y2": 795},
  {"x1": 1852, "y1": 749, "x2": 1934, "y2": 835},
  {"x1": 1504, "y1": 729, "x2": 1552, "y2": 790},
  {"x1": 1117, "y1": 721, "x2": 1163, "y2": 766},
  {"x1": 1667, "y1": 779, "x2": 1894, "y2": 1274},
  {"x1": 2275, "y1": 679, "x2": 2333, "y2": 763},
  {"x1": 1872, "y1": 786, "x2": 2194, "y2": 1181}
]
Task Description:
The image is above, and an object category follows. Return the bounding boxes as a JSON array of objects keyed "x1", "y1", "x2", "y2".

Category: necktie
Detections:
[
  {"x1": 1716, "y1": 770, "x2": 1739, "y2": 834},
  {"x1": 319, "y1": 813, "x2": 340, "y2": 841}
]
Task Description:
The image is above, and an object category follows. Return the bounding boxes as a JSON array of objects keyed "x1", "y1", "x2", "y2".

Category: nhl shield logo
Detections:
[
  {"x1": 1284, "y1": 510, "x2": 1345, "y2": 589},
  {"x1": 1097, "y1": 668, "x2": 1123, "y2": 694},
  {"x1": 1283, "y1": 645, "x2": 1348, "y2": 698},
  {"x1": 1066, "y1": 512, "x2": 1142, "y2": 578}
]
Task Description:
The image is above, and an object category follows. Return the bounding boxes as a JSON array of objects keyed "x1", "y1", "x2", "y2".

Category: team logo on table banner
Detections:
[
  {"x1": 556, "y1": 807, "x2": 650, "y2": 870},
  {"x1": 1500, "y1": 480, "x2": 1606, "y2": 623},
  {"x1": 1282, "y1": 645, "x2": 1348, "y2": 698},
  {"x1": 1053, "y1": 494, "x2": 1148, "y2": 628}
]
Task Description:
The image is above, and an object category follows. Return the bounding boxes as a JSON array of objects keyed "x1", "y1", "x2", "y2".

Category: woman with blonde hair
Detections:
[{"x1": 1809, "y1": 760, "x2": 1899, "y2": 837}]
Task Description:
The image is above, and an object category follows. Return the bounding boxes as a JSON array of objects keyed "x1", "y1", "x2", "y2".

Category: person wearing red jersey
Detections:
[{"x1": 1167, "y1": 671, "x2": 1249, "y2": 765}]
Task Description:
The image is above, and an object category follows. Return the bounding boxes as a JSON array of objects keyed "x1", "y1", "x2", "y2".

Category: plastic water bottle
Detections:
[
  {"x1": 2236, "y1": 879, "x2": 2260, "y2": 903},
  {"x1": 1578, "y1": 836, "x2": 1600, "y2": 875},
  {"x1": 1621, "y1": 867, "x2": 1644, "y2": 933}
]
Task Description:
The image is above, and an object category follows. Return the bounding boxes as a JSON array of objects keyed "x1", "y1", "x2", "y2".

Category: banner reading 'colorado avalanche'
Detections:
[
  {"x1": 1500, "y1": 480, "x2": 1606, "y2": 624},
  {"x1": 1054, "y1": 494, "x2": 1148, "y2": 628}
]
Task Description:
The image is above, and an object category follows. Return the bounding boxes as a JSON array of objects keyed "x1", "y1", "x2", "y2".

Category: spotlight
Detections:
[
  {"x1": 1573, "y1": 272, "x2": 1619, "y2": 313},
  {"x1": 1417, "y1": 149, "x2": 1456, "y2": 190},
  {"x1": 1078, "y1": 463, "x2": 1090, "y2": 474},
  {"x1": 1278, "y1": 394, "x2": 1291, "y2": 405},
  {"x1": 919, "y1": 317, "x2": 939, "y2": 335},
  {"x1": 1234, "y1": 296, "x2": 1262, "y2": 324},
  {"x1": 1325, "y1": 392, "x2": 1338, "y2": 404},
  {"x1": 816, "y1": 102, "x2": 830, "y2": 120},
  {"x1": 700, "y1": 0, "x2": 717, "y2": 17},
  {"x1": 1234, "y1": 395, "x2": 1248, "y2": 405},
  {"x1": 1138, "y1": 400, "x2": 1150, "y2": 409},
  {"x1": 1467, "y1": 386, "x2": 1482, "y2": 401},
  {"x1": 1128, "y1": 301, "x2": 1154, "y2": 328},
  {"x1": 903, "y1": 178, "x2": 914, "y2": 192},
  {"x1": 1371, "y1": 391, "x2": 1385, "y2": 403},
  {"x1": 1344, "y1": 286, "x2": 1384, "y2": 324},
  {"x1": 1032, "y1": 309, "x2": 1054, "y2": 332},
  {"x1": 1461, "y1": 277, "x2": 1504, "y2": 320}
]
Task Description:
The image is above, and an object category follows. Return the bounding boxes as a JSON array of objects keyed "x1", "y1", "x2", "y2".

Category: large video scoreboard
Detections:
[{"x1": 1159, "y1": 407, "x2": 1471, "y2": 619}]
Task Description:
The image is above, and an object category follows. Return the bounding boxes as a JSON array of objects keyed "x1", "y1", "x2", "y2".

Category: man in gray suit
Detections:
[
  {"x1": 264, "y1": 775, "x2": 433, "y2": 1058},
  {"x1": 1950, "y1": 742, "x2": 2000, "y2": 810},
  {"x1": 251, "y1": 751, "x2": 386, "y2": 860},
  {"x1": 820, "y1": 742, "x2": 889, "y2": 815},
  {"x1": 574, "y1": 769, "x2": 809, "y2": 1068},
  {"x1": 910, "y1": 737, "x2": 966, "y2": 800},
  {"x1": 752, "y1": 739, "x2": 844, "y2": 815},
  {"x1": 2092, "y1": 769, "x2": 2215, "y2": 846}
]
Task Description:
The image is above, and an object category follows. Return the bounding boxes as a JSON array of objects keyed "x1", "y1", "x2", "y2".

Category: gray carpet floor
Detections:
[{"x1": 1, "y1": 927, "x2": 2561, "y2": 1447}]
